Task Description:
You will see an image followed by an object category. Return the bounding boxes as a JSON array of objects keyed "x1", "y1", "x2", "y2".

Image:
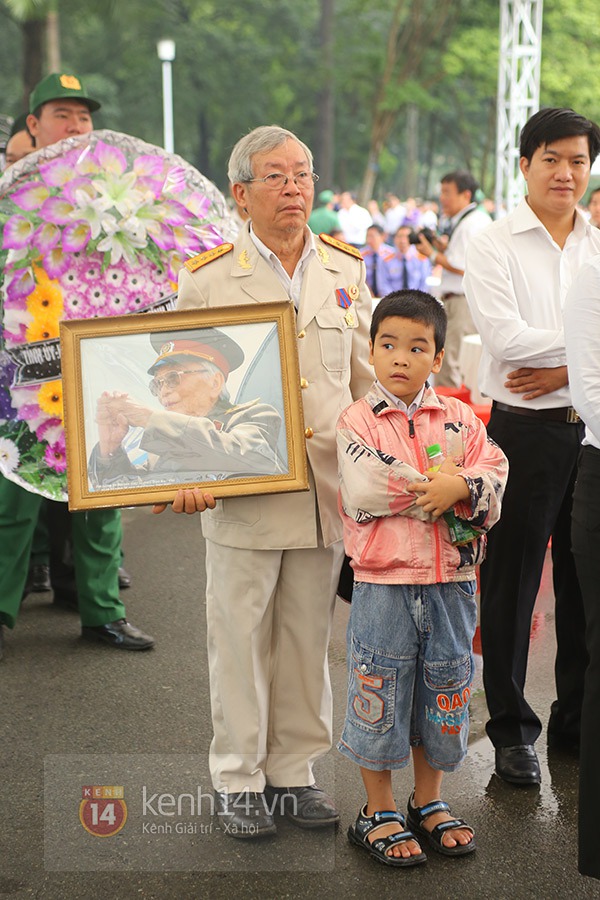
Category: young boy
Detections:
[{"x1": 336, "y1": 290, "x2": 508, "y2": 867}]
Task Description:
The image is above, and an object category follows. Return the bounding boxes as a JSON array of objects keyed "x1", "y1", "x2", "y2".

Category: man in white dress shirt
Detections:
[
  {"x1": 464, "y1": 107, "x2": 600, "y2": 787},
  {"x1": 565, "y1": 256, "x2": 600, "y2": 879},
  {"x1": 417, "y1": 171, "x2": 490, "y2": 387}
]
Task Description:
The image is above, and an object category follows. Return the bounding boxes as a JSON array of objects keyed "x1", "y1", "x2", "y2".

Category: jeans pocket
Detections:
[
  {"x1": 423, "y1": 652, "x2": 473, "y2": 694},
  {"x1": 346, "y1": 638, "x2": 397, "y2": 734}
]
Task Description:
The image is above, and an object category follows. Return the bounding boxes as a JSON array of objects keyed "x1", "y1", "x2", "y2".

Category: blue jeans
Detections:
[{"x1": 338, "y1": 580, "x2": 477, "y2": 773}]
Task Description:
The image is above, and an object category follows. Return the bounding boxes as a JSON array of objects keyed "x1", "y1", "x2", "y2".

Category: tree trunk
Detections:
[
  {"x1": 46, "y1": 4, "x2": 61, "y2": 72},
  {"x1": 315, "y1": 0, "x2": 335, "y2": 188},
  {"x1": 22, "y1": 19, "x2": 45, "y2": 110}
]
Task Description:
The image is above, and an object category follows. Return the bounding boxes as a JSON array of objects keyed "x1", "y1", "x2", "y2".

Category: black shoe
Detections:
[
  {"x1": 118, "y1": 567, "x2": 132, "y2": 589},
  {"x1": 81, "y1": 619, "x2": 154, "y2": 650},
  {"x1": 495, "y1": 745, "x2": 541, "y2": 785},
  {"x1": 32, "y1": 564, "x2": 52, "y2": 592},
  {"x1": 214, "y1": 791, "x2": 276, "y2": 839},
  {"x1": 264, "y1": 784, "x2": 340, "y2": 828}
]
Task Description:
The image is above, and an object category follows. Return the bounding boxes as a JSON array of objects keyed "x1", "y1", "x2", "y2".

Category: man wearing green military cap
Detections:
[
  {"x1": 0, "y1": 72, "x2": 152, "y2": 659},
  {"x1": 26, "y1": 72, "x2": 100, "y2": 150}
]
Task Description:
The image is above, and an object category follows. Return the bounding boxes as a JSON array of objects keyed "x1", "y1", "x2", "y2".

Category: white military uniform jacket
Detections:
[{"x1": 177, "y1": 223, "x2": 373, "y2": 549}]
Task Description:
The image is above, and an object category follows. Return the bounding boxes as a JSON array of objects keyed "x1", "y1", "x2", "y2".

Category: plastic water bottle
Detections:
[{"x1": 425, "y1": 443, "x2": 479, "y2": 546}]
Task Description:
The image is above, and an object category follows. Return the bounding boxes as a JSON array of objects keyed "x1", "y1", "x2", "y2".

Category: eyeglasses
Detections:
[
  {"x1": 244, "y1": 171, "x2": 319, "y2": 190},
  {"x1": 149, "y1": 368, "x2": 208, "y2": 396}
]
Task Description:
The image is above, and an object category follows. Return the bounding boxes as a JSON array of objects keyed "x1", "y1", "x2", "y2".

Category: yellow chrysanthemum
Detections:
[
  {"x1": 26, "y1": 316, "x2": 61, "y2": 343},
  {"x1": 26, "y1": 279, "x2": 64, "y2": 319},
  {"x1": 38, "y1": 380, "x2": 64, "y2": 420}
]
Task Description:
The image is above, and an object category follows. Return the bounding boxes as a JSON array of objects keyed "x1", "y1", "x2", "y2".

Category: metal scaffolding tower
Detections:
[{"x1": 495, "y1": 0, "x2": 544, "y2": 214}]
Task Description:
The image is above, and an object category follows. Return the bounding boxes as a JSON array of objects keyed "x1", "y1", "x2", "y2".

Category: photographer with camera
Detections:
[
  {"x1": 381, "y1": 225, "x2": 432, "y2": 294},
  {"x1": 417, "y1": 171, "x2": 490, "y2": 387}
]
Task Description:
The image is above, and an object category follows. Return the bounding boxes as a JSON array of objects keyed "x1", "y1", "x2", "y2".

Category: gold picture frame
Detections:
[{"x1": 60, "y1": 302, "x2": 309, "y2": 511}]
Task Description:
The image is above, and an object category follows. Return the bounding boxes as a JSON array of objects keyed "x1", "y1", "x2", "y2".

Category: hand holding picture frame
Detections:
[{"x1": 60, "y1": 302, "x2": 309, "y2": 511}]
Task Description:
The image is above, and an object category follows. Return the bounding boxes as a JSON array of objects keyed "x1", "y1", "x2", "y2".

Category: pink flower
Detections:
[
  {"x1": 44, "y1": 248, "x2": 70, "y2": 278},
  {"x1": 62, "y1": 221, "x2": 91, "y2": 252},
  {"x1": 40, "y1": 196, "x2": 75, "y2": 225},
  {"x1": 185, "y1": 192, "x2": 211, "y2": 219},
  {"x1": 9, "y1": 182, "x2": 51, "y2": 211},
  {"x1": 33, "y1": 222, "x2": 62, "y2": 254},
  {"x1": 39, "y1": 154, "x2": 81, "y2": 188},
  {"x1": 36, "y1": 418, "x2": 63, "y2": 444},
  {"x1": 92, "y1": 141, "x2": 127, "y2": 176},
  {"x1": 3, "y1": 215, "x2": 35, "y2": 250},
  {"x1": 133, "y1": 155, "x2": 165, "y2": 179},
  {"x1": 5, "y1": 267, "x2": 35, "y2": 299},
  {"x1": 45, "y1": 437, "x2": 67, "y2": 473}
]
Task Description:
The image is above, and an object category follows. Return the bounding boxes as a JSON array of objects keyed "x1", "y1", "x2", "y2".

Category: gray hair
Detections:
[{"x1": 227, "y1": 125, "x2": 313, "y2": 184}]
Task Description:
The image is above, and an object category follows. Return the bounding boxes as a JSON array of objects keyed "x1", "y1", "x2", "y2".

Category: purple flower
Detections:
[
  {"x1": 3, "y1": 215, "x2": 35, "y2": 250},
  {"x1": 92, "y1": 140, "x2": 127, "y2": 176},
  {"x1": 0, "y1": 388, "x2": 17, "y2": 420},
  {"x1": 40, "y1": 196, "x2": 75, "y2": 225},
  {"x1": 62, "y1": 221, "x2": 91, "y2": 253},
  {"x1": 44, "y1": 437, "x2": 67, "y2": 473},
  {"x1": 39, "y1": 155, "x2": 80, "y2": 188},
  {"x1": 133, "y1": 155, "x2": 165, "y2": 179},
  {"x1": 44, "y1": 248, "x2": 70, "y2": 278},
  {"x1": 5, "y1": 267, "x2": 35, "y2": 300},
  {"x1": 9, "y1": 182, "x2": 51, "y2": 211},
  {"x1": 33, "y1": 222, "x2": 62, "y2": 254}
]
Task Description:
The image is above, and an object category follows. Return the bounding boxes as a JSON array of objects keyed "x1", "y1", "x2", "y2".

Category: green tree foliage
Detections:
[{"x1": 1, "y1": 0, "x2": 600, "y2": 198}]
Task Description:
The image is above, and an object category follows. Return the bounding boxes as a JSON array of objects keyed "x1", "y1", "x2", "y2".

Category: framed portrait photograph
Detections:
[{"x1": 60, "y1": 302, "x2": 309, "y2": 511}]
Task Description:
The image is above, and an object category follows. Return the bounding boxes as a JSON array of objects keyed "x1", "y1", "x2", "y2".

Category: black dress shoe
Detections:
[
  {"x1": 118, "y1": 567, "x2": 132, "y2": 589},
  {"x1": 214, "y1": 791, "x2": 276, "y2": 838},
  {"x1": 495, "y1": 745, "x2": 541, "y2": 785},
  {"x1": 32, "y1": 564, "x2": 52, "y2": 592},
  {"x1": 81, "y1": 619, "x2": 154, "y2": 650},
  {"x1": 264, "y1": 784, "x2": 340, "y2": 828}
]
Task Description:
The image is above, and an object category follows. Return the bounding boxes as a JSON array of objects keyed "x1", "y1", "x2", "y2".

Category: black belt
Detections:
[{"x1": 492, "y1": 401, "x2": 581, "y2": 424}]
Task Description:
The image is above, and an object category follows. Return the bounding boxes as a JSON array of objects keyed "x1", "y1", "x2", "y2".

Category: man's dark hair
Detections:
[
  {"x1": 367, "y1": 224, "x2": 384, "y2": 235},
  {"x1": 370, "y1": 290, "x2": 447, "y2": 354},
  {"x1": 440, "y1": 170, "x2": 479, "y2": 201},
  {"x1": 589, "y1": 186, "x2": 600, "y2": 200},
  {"x1": 519, "y1": 107, "x2": 600, "y2": 163}
]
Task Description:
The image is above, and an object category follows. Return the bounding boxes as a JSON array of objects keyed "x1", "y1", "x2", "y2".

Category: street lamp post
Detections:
[{"x1": 157, "y1": 39, "x2": 176, "y2": 154}]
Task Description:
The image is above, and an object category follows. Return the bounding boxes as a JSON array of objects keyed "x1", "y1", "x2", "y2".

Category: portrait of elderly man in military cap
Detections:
[{"x1": 87, "y1": 326, "x2": 284, "y2": 489}]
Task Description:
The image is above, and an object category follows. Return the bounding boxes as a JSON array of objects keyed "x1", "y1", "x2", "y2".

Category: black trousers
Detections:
[
  {"x1": 481, "y1": 409, "x2": 587, "y2": 747},
  {"x1": 572, "y1": 444, "x2": 600, "y2": 879}
]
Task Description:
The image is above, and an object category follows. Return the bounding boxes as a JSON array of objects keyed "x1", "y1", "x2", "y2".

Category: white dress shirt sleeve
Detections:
[{"x1": 564, "y1": 256, "x2": 600, "y2": 448}]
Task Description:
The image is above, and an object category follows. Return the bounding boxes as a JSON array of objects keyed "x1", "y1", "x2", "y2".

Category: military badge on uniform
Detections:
[
  {"x1": 345, "y1": 310, "x2": 355, "y2": 327},
  {"x1": 348, "y1": 284, "x2": 359, "y2": 301},
  {"x1": 237, "y1": 250, "x2": 252, "y2": 270},
  {"x1": 317, "y1": 245, "x2": 330, "y2": 265},
  {"x1": 335, "y1": 288, "x2": 352, "y2": 309}
]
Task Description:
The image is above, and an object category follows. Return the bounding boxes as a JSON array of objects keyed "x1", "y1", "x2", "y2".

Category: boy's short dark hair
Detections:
[
  {"x1": 519, "y1": 107, "x2": 600, "y2": 163},
  {"x1": 367, "y1": 223, "x2": 384, "y2": 235},
  {"x1": 370, "y1": 290, "x2": 447, "y2": 354},
  {"x1": 440, "y1": 170, "x2": 479, "y2": 201}
]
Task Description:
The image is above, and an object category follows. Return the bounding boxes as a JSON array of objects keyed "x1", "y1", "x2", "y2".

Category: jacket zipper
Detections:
[{"x1": 411, "y1": 411, "x2": 443, "y2": 582}]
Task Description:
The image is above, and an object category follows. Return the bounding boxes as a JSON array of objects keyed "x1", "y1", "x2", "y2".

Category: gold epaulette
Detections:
[
  {"x1": 319, "y1": 233, "x2": 363, "y2": 260},
  {"x1": 184, "y1": 243, "x2": 234, "y2": 273}
]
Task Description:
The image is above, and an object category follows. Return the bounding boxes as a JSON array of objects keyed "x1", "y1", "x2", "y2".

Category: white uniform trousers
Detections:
[{"x1": 205, "y1": 538, "x2": 344, "y2": 793}]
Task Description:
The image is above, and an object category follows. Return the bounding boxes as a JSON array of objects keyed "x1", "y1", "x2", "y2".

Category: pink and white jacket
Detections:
[{"x1": 337, "y1": 383, "x2": 508, "y2": 585}]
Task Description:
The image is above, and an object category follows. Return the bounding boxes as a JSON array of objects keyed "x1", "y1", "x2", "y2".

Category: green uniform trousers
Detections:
[{"x1": 0, "y1": 475, "x2": 126, "y2": 629}]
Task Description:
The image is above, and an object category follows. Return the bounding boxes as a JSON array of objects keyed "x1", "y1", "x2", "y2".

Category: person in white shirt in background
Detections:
[
  {"x1": 417, "y1": 172, "x2": 490, "y2": 387},
  {"x1": 565, "y1": 255, "x2": 600, "y2": 880},
  {"x1": 464, "y1": 107, "x2": 600, "y2": 788}
]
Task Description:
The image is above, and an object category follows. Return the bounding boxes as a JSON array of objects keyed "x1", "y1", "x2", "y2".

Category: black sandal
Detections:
[
  {"x1": 406, "y1": 792, "x2": 475, "y2": 857},
  {"x1": 347, "y1": 805, "x2": 427, "y2": 867}
]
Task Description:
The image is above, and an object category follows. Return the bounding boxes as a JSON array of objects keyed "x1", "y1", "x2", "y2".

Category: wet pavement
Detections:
[{"x1": 1, "y1": 507, "x2": 599, "y2": 899}]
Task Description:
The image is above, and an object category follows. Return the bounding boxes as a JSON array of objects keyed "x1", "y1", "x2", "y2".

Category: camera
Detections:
[{"x1": 408, "y1": 227, "x2": 436, "y2": 246}]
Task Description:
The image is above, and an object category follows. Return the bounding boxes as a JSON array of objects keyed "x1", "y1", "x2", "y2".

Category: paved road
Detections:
[{"x1": 1, "y1": 507, "x2": 599, "y2": 899}]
